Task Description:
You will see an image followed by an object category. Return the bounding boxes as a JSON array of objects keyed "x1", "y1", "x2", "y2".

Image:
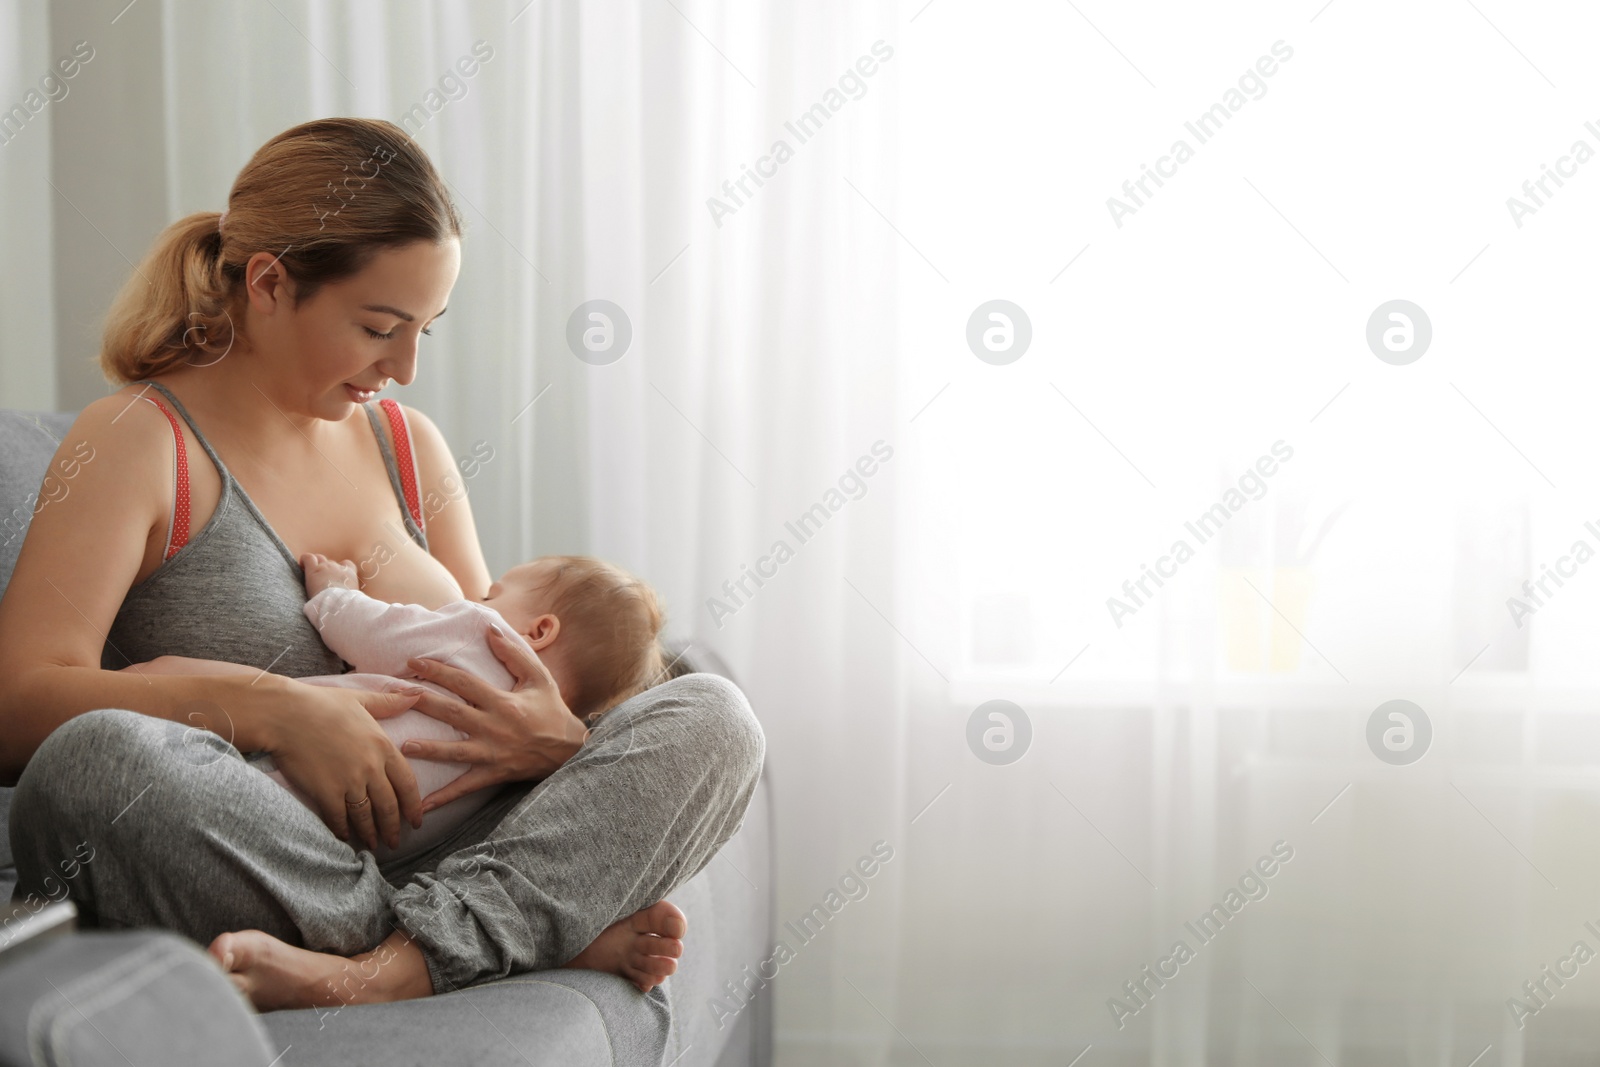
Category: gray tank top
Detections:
[{"x1": 100, "y1": 381, "x2": 427, "y2": 678}]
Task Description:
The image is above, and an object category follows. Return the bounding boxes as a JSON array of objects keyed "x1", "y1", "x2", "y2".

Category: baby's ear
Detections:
[{"x1": 525, "y1": 613, "x2": 561, "y2": 650}]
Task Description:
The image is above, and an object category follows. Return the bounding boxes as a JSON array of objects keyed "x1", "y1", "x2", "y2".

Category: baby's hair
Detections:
[{"x1": 529, "y1": 556, "x2": 666, "y2": 720}]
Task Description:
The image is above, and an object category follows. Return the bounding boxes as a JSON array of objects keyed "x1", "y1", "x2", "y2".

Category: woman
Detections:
[{"x1": 0, "y1": 118, "x2": 763, "y2": 1010}]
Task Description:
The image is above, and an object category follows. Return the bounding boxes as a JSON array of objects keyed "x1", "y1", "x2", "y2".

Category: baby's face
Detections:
[{"x1": 482, "y1": 560, "x2": 557, "y2": 633}]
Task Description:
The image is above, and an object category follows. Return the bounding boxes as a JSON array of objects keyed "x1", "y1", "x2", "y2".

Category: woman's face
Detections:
[{"x1": 249, "y1": 238, "x2": 461, "y2": 419}]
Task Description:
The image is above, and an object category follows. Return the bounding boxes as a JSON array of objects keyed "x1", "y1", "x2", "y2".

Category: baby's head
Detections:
[{"x1": 483, "y1": 555, "x2": 665, "y2": 721}]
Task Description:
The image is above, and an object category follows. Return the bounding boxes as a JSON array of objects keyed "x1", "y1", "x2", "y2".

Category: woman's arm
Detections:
[
  {"x1": 404, "y1": 405, "x2": 492, "y2": 600},
  {"x1": 0, "y1": 396, "x2": 424, "y2": 850},
  {"x1": 117, "y1": 655, "x2": 261, "y2": 677},
  {"x1": 0, "y1": 394, "x2": 258, "y2": 773}
]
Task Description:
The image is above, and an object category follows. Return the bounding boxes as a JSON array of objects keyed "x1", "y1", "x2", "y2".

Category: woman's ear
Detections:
[
  {"x1": 524, "y1": 613, "x2": 560, "y2": 650},
  {"x1": 243, "y1": 250, "x2": 295, "y2": 315}
]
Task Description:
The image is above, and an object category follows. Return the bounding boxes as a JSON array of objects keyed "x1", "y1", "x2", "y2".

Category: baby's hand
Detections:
[{"x1": 301, "y1": 552, "x2": 360, "y2": 597}]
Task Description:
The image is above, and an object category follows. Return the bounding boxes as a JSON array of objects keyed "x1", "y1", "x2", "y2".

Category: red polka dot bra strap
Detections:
[
  {"x1": 141, "y1": 396, "x2": 191, "y2": 560},
  {"x1": 378, "y1": 398, "x2": 424, "y2": 533}
]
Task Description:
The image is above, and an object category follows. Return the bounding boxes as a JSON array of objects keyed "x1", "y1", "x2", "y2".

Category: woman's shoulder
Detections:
[
  {"x1": 393, "y1": 401, "x2": 446, "y2": 451},
  {"x1": 74, "y1": 384, "x2": 176, "y2": 428},
  {"x1": 369, "y1": 400, "x2": 445, "y2": 471},
  {"x1": 59, "y1": 388, "x2": 180, "y2": 489},
  {"x1": 74, "y1": 387, "x2": 175, "y2": 440},
  {"x1": 392, "y1": 402, "x2": 467, "y2": 490}
]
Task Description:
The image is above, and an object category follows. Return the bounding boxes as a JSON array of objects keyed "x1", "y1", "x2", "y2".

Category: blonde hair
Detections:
[
  {"x1": 100, "y1": 117, "x2": 461, "y2": 383},
  {"x1": 532, "y1": 556, "x2": 667, "y2": 720}
]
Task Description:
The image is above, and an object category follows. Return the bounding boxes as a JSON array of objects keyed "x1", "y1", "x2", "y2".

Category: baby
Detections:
[{"x1": 139, "y1": 553, "x2": 666, "y2": 862}]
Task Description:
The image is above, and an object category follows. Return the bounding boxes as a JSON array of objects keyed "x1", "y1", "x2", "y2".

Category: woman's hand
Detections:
[
  {"x1": 392, "y1": 626, "x2": 589, "y2": 812},
  {"x1": 258, "y1": 680, "x2": 426, "y2": 851}
]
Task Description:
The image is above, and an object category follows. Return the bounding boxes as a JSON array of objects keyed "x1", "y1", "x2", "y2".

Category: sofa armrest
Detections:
[{"x1": 0, "y1": 929, "x2": 276, "y2": 1066}]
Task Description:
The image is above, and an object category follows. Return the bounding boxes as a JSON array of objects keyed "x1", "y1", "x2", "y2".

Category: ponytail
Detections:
[{"x1": 100, "y1": 212, "x2": 234, "y2": 382}]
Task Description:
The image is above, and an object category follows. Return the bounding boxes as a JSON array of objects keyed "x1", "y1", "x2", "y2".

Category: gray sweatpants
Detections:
[{"x1": 8, "y1": 673, "x2": 764, "y2": 993}]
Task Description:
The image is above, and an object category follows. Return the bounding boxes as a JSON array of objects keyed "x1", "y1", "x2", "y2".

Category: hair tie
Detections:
[{"x1": 218, "y1": 209, "x2": 228, "y2": 234}]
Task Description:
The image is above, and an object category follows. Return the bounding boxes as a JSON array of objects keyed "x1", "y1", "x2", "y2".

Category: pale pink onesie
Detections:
[{"x1": 255, "y1": 586, "x2": 528, "y2": 863}]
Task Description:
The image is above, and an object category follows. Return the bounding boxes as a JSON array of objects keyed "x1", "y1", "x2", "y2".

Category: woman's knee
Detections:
[
  {"x1": 599, "y1": 673, "x2": 765, "y2": 780},
  {"x1": 12, "y1": 708, "x2": 191, "y2": 837},
  {"x1": 689, "y1": 674, "x2": 765, "y2": 775}
]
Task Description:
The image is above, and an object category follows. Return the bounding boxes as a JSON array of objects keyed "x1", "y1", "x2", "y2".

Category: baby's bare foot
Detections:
[
  {"x1": 564, "y1": 901, "x2": 686, "y2": 992},
  {"x1": 209, "y1": 928, "x2": 428, "y2": 1011}
]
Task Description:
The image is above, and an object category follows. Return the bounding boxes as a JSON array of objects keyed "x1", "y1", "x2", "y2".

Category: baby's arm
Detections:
[
  {"x1": 302, "y1": 553, "x2": 360, "y2": 597},
  {"x1": 302, "y1": 556, "x2": 505, "y2": 679}
]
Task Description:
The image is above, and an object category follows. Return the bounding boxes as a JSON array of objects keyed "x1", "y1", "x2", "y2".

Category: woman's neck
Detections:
[{"x1": 156, "y1": 354, "x2": 334, "y2": 445}]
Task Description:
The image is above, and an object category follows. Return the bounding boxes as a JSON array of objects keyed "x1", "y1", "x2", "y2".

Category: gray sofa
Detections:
[{"x1": 0, "y1": 407, "x2": 774, "y2": 1067}]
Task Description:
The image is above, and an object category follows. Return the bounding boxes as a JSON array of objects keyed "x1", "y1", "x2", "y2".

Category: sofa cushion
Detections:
[
  {"x1": 0, "y1": 409, "x2": 76, "y2": 597},
  {"x1": 0, "y1": 409, "x2": 78, "y2": 901},
  {"x1": 0, "y1": 929, "x2": 278, "y2": 1066},
  {"x1": 262, "y1": 968, "x2": 658, "y2": 1067}
]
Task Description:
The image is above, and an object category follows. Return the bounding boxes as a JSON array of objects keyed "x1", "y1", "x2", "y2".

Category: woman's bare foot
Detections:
[
  {"x1": 564, "y1": 901, "x2": 686, "y2": 992},
  {"x1": 209, "y1": 928, "x2": 432, "y2": 1012}
]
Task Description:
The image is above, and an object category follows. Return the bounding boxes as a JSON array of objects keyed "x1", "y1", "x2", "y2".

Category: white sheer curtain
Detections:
[
  {"x1": 889, "y1": 4, "x2": 1600, "y2": 1065},
  {"x1": 0, "y1": 0, "x2": 57, "y2": 410}
]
